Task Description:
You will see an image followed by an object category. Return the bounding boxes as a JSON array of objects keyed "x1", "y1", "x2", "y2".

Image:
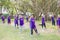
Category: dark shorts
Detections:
[
  {"x1": 52, "y1": 21, "x2": 55, "y2": 25},
  {"x1": 8, "y1": 20, "x2": 11, "y2": 23},
  {"x1": 20, "y1": 24, "x2": 24, "y2": 26},
  {"x1": 42, "y1": 23, "x2": 46, "y2": 28},
  {"x1": 30, "y1": 24, "x2": 36, "y2": 29}
]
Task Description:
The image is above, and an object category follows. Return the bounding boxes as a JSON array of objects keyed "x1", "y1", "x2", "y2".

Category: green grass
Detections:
[{"x1": 0, "y1": 20, "x2": 60, "y2": 40}]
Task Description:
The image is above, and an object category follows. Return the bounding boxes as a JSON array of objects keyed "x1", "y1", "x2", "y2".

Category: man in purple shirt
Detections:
[{"x1": 30, "y1": 15, "x2": 38, "y2": 35}]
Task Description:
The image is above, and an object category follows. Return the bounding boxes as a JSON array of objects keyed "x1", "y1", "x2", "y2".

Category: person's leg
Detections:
[
  {"x1": 14, "y1": 23, "x2": 17, "y2": 29},
  {"x1": 31, "y1": 29, "x2": 33, "y2": 35},
  {"x1": 52, "y1": 21, "x2": 55, "y2": 26},
  {"x1": 17, "y1": 23, "x2": 19, "y2": 29},
  {"x1": 58, "y1": 26, "x2": 60, "y2": 32},
  {"x1": 53, "y1": 21, "x2": 55, "y2": 26},
  {"x1": 52, "y1": 21, "x2": 53, "y2": 25},
  {"x1": 42, "y1": 24, "x2": 44, "y2": 29},
  {"x1": 26, "y1": 18, "x2": 28, "y2": 22},
  {"x1": 15, "y1": 24, "x2": 16, "y2": 27},
  {"x1": 3, "y1": 20, "x2": 5, "y2": 23},
  {"x1": 34, "y1": 28, "x2": 38, "y2": 34},
  {"x1": 8, "y1": 22, "x2": 10, "y2": 24},
  {"x1": 8, "y1": 20, "x2": 10, "y2": 24},
  {"x1": 44, "y1": 23, "x2": 46, "y2": 28},
  {"x1": 27, "y1": 18, "x2": 28, "y2": 22},
  {"x1": 22, "y1": 25, "x2": 25, "y2": 30},
  {"x1": 2, "y1": 21, "x2": 4, "y2": 23},
  {"x1": 19, "y1": 26, "x2": 22, "y2": 32}
]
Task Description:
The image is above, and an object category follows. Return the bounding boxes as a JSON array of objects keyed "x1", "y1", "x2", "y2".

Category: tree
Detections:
[{"x1": 0, "y1": 0, "x2": 16, "y2": 14}]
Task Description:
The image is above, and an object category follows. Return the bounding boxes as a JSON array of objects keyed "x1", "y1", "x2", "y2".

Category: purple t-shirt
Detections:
[
  {"x1": 42, "y1": 17, "x2": 45, "y2": 24},
  {"x1": 30, "y1": 17, "x2": 36, "y2": 29},
  {"x1": 1, "y1": 16, "x2": 5, "y2": 21},
  {"x1": 57, "y1": 17, "x2": 60, "y2": 26},
  {"x1": 19, "y1": 17, "x2": 24, "y2": 26},
  {"x1": 14, "y1": 16, "x2": 18, "y2": 24},
  {"x1": 7, "y1": 16, "x2": 11, "y2": 23}
]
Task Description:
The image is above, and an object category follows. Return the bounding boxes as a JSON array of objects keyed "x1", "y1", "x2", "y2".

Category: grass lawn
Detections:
[{"x1": 0, "y1": 20, "x2": 60, "y2": 40}]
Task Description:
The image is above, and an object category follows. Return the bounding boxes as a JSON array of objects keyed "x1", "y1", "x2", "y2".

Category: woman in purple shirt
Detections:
[
  {"x1": 41, "y1": 15, "x2": 46, "y2": 29},
  {"x1": 7, "y1": 15, "x2": 11, "y2": 24},
  {"x1": 1, "y1": 15, "x2": 5, "y2": 23}
]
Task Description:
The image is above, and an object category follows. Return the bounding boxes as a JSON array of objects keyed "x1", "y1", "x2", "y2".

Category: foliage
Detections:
[{"x1": 0, "y1": 0, "x2": 59, "y2": 20}]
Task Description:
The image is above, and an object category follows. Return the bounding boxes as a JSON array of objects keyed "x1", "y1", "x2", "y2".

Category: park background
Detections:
[{"x1": 0, "y1": 0, "x2": 60, "y2": 40}]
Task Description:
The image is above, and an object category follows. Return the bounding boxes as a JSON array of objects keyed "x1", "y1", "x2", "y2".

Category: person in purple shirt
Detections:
[
  {"x1": 56, "y1": 15, "x2": 60, "y2": 31},
  {"x1": 7, "y1": 15, "x2": 11, "y2": 24},
  {"x1": 1, "y1": 15, "x2": 5, "y2": 23},
  {"x1": 14, "y1": 15, "x2": 19, "y2": 28},
  {"x1": 41, "y1": 15, "x2": 46, "y2": 29},
  {"x1": 19, "y1": 15, "x2": 24, "y2": 31},
  {"x1": 51, "y1": 15, "x2": 55, "y2": 26},
  {"x1": 30, "y1": 15, "x2": 38, "y2": 35}
]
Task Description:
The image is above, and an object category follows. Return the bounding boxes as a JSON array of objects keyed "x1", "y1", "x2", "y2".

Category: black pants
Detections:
[
  {"x1": 31, "y1": 28, "x2": 38, "y2": 35},
  {"x1": 42, "y1": 23, "x2": 46, "y2": 29},
  {"x1": 52, "y1": 21, "x2": 55, "y2": 26},
  {"x1": 26, "y1": 18, "x2": 28, "y2": 22},
  {"x1": 15, "y1": 24, "x2": 19, "y2": 28}
]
